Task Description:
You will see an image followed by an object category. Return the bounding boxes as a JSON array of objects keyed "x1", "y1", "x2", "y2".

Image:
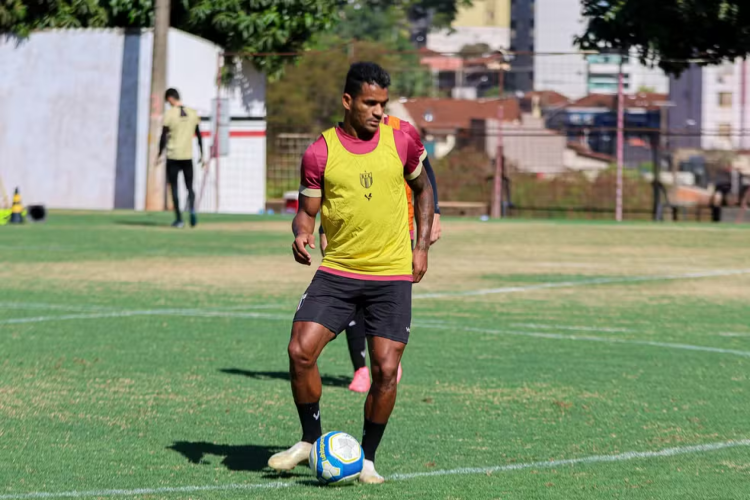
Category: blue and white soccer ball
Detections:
[{"x1": 309, "y1": 431, "x2": 364, "y2": 485}]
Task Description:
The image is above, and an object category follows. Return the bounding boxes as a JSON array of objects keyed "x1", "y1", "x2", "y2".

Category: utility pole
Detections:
[
  {"x1": 145, "y1": 0, "x2": 171, "y2": 210},
  {"x1": 615, "y1": 58, "x2": 625, "y2": 222},
  {"x1": 491, "y1": 103, "x2": 504, "y2": 219}
]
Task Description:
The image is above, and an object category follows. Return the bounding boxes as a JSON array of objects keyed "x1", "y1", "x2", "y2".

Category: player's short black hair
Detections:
[
  {"x1": 344, "y1": 62, "x2": 391, "y2": 98},
  {"x1": 165, "y1": 88, "x2": 180, "y2": 101}
]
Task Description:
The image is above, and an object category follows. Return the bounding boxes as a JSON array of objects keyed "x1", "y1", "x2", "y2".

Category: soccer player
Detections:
[
  {"x1": 268, "y1": 62, "x2": 434, "y2": 484},
  {"x1": 159, "y1": 88, "x2": 203, "y2": 228},
  {"x1": 318, "y1": 115, "x2": 442, "y2": 393}
]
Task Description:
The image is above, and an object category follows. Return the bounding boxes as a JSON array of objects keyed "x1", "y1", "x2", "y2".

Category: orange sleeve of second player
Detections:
[{"x1": 385, "y1": 116, "x2": 415, "y2": 234}]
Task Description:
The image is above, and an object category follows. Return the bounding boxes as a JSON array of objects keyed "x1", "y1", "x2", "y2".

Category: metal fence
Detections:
[{"x1": 254, "y1": 48, "x2": 750, "y2": 221}]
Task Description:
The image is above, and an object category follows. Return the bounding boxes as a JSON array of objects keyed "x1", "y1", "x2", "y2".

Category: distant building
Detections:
[
  {"x1": 532, "y1": 0, "x2": 668, "y2": 99},
  {"x1": 426, "y1": 0, "x2": 511, "y2": 54},
  {"x1": 669, "y1": 61, "x2": 750, "y2": 151}
]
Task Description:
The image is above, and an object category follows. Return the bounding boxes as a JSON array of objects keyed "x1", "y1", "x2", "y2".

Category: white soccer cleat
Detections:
[
  {"x1": 267, "y1": 441, "x2": 312, "y2": 471},
  {"x1": 358, "y1": 459, "x2": 385, "y2": 484}
]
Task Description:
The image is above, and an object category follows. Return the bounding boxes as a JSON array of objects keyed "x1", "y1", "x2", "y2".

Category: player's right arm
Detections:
[
  {"x1": 292, "y1": 137, "x2": 326, "y2": 266},
  {"x1": 158, "y1": 127, "x2": 168, "y2": 158},
  {"x1": 292, "y1": 195, "x2": 320, "y2": 266},
  {"x1": 159, "y1": 110, "x2": 173, "y2": 159}
]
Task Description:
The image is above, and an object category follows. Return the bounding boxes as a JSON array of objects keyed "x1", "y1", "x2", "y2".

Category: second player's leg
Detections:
[{"x1": 346, "y1": 308, "x2": 369, "y2": 392}]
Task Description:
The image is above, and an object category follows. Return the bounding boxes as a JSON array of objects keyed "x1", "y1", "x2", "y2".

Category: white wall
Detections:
[
  {"x1": 0, "y1": 28, "x2": 267, "y2": 213},
  {"x1": 0, "y1": 30, "x2": 126, "y2": 208}
]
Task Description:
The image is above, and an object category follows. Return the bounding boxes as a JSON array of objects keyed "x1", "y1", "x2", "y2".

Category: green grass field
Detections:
[{"x1": 2, "y1": 212, "x2": 750, "y2": 499}]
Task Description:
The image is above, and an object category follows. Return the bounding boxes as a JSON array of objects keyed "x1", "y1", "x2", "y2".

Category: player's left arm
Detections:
[
  {"x1": 400, "y1": 120, "x2": 441, "y2": 244},
  {"x1": 403, "y1": 132, "x2": 434, "y2": 284},
  {"x1": 194, "y1": 124, "x2": 204, "y2": 165},
  {"x1": 423, "y1": 155, "x2": 441, "y2": 244},
  {"x1": 407, "y1": 170, "x2": 433, "y2": 284}
]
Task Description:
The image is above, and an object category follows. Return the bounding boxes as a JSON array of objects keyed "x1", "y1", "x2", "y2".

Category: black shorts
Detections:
[{"x1": 294, "y1": 270, "x2": 412, "y2": 344}]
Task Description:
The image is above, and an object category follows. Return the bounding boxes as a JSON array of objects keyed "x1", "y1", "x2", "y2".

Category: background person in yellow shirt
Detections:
[{"x1": 159, "y1": 88, "x2": 203, "y2": 228}]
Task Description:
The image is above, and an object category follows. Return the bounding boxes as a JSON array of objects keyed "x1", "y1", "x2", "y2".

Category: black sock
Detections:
[
  {"x1": 296, "y1": 402, "x2": 322, "y2": 444},
  {"x1": 361, "y1": 419, "x2": 387, "y2": 462},
  {"x1": 346, "y1": 313, "x2": 367, "y2": 371}
]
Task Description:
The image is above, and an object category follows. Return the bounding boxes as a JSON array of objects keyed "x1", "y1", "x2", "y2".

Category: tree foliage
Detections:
[
  {"x1": 1, "y1": 0, "x2": 342, "y2": 73},
  {"x1": 267, "y1": 2, "x2": 436, "y2": 132},
  {"x1": 2, "y1": 0, "x2": 471, "y2": 72},
  {"x1": 577, "y1": 0, "x2": 750, "y2": 75}
]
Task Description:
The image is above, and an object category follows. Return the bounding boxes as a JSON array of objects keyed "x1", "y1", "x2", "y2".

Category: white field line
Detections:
[
  {"x1": 0, "y1": 309, "x2": 290, "y2": 325},
  {"x1": 0, "y1": 302, "x2": 286, "y2": 313},
  {"x1": 414, "y1": 323, "x2": 750, "y2": 358},
  {"x1": 0, "y1": 302, "x2": 118, "y2": 312},
  {"x1": 389, "y1": 439, "x2": 750, "y2": 481},
  {"x1": 510, "y1": 323, "x2": 633, "y2": 333},
  {"x1": 0, "y1": 482, "x2": 291, "y2": 499},
  {"x1": 1, "y1": 439, "x2": 748, "y2": 499},
  {"x1": 414, "y1": 268, "x2": 750, "y2": 299}
]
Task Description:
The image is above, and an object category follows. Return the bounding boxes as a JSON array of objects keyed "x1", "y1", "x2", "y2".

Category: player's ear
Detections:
[{"x1": 342, "y1": 93, "x2": 353, "y2": 111}]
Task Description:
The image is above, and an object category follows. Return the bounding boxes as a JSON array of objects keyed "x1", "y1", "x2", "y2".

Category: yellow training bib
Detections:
[{"x1": 320, "y1": 124, "x2": 412, "y2": 278}]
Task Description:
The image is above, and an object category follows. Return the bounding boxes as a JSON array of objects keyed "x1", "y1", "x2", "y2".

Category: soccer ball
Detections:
[{"x1": 309, "y1": 431, "x2": 364, "y2": 485}]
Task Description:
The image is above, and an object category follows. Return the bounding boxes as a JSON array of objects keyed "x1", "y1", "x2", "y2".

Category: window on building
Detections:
[
  {"x1": 719, "y1": 92, "x2": 733, "y2": 107},
  {"x1": 511, "y1": 20, "x2": 517, "y2": 29},
  {"x1": 719, "y1": 123, "x2": 732, "y2": 138},
  {"x1": 718, "y1": 64, "x2": 734, "y2": 83}
]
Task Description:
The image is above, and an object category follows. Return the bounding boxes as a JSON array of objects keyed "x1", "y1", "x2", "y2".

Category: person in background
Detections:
[{"x1": 159, "y1": 88, "x2": 203, "y2": 228}]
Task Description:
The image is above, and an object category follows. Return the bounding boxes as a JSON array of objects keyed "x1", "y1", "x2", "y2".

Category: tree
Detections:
[
  {"x1": 1, "y1": 0, "x2": 342, "y2": 73},
  {"x1": 266, "y1": 1, "x2": 439, "y2": 131},
  {"x1": 2, "y1": 1, "x2": 472, "y2": 73},
  {"x1": 577, "y1": 0, "x2": 750, "y2": 75},
  {"x1": 267, "y1": 35, "x2": 431, "y2": 132}
]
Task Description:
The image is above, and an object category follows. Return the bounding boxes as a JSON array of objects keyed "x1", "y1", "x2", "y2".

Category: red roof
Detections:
[
  {"x1": 569, "y1": 93, "x2": 668, "y2": 110},
  {"x1": 522, "y1": 90, "x2": 570, "y2": 109},
  {"x1": 401, "y1": 98, "x2": 521, "y2": 132}
]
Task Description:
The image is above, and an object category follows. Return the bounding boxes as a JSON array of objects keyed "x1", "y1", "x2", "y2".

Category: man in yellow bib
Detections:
[
  {"x1": 268, "y1": 62, "x2": 434, "y2": 484},
  {"x1": 159, "y1": 88, "x2": 203, "y2": 228}
]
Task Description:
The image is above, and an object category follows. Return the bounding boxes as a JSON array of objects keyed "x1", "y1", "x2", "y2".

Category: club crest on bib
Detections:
[{"x1": 360, "y1": 171, "x2": 373, "y2": 189}]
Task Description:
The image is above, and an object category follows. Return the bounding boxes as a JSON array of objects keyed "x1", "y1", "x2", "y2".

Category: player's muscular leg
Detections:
[
  {"x1": 365, "y1": 336, "x2": 405, "y2": 422},
  {"x1": 288, "y1": 321, "x2": 335, "y2": 403}
]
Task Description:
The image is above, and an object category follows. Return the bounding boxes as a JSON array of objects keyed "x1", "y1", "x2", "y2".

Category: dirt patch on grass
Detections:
[
  {"x1": 2, "y1": 256, "x2": 315, "y2": 294},
  {"x1": 197, "y1": 221, "x2": 292, "y2": 233}
]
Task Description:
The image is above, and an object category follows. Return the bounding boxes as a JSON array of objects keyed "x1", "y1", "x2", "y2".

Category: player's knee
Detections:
[
  {"x1": 371, "y1": 362, "x2": 399, "y2": 390},
  {"x1": 288, "y1": 340, "x2": 315, "y2": 370}
]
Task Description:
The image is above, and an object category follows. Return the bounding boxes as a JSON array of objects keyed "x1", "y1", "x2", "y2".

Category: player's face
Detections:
[{"x1": 344, "y1": 83, "x2": 389, "y2": 135}]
